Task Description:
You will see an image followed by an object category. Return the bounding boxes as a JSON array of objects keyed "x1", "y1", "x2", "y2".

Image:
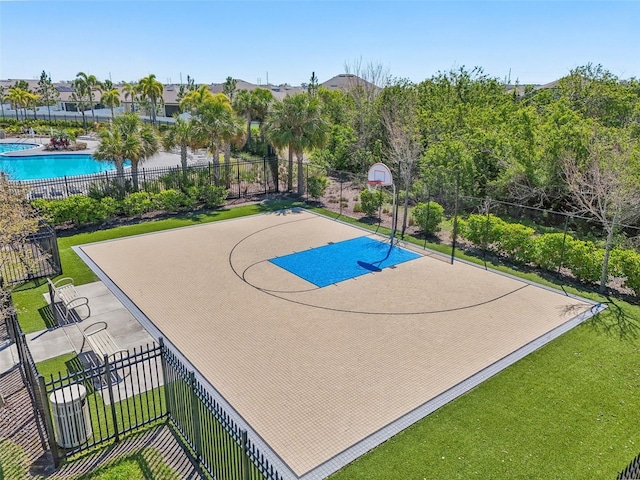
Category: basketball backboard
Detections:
[{"x1": 367, "y1": 163, "x2": 393, "y2": 186}]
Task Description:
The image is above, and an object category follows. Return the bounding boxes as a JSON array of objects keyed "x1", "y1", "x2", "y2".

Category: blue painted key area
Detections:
[{"x1": 269, "y1": 236, "x2": 420, "y2": 287}]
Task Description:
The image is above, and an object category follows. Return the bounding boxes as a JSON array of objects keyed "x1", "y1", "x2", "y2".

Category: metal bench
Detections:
[
  {"x1": 80, "y1": 321, "x2": 127, "y2": 363},
  {"x1": 47, "y1": 277, "x2": 90, "y2": 322}
]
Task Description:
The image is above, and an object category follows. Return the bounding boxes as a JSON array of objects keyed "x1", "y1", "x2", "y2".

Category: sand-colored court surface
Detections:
[{"x1": 78, "y1": 209, "x2": 598, "y2": 477}]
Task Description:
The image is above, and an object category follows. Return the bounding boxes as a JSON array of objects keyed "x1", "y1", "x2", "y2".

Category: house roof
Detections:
[{"x1": 0, "y1": 74, "x2": 372, "y2": 105}]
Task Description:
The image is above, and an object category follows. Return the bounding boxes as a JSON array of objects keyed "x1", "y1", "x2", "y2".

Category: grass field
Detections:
[{"x1": 12, "y1": 200, "x2": 640, "y2": 479}]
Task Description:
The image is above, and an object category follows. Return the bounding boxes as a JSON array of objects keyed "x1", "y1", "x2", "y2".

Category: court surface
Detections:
[{"x1": 77, "y1": 209, "x2": 601, "y2": 479}]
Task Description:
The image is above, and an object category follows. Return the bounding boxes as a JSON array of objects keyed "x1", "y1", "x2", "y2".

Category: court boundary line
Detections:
[
  {"x1": 73, "y1": 245, "x2": 298, "y2": 480},
  {"x1": 299, "y1": 301, "x2": 607, "y2": 480},
  {"x1": 73, "y1": 207, "x2": 606, "y2": 479}
]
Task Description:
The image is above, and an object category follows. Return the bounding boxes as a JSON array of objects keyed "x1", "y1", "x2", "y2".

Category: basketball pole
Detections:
[{"x1": 390, "y1": 182, "x2": 397, "y2": 245}]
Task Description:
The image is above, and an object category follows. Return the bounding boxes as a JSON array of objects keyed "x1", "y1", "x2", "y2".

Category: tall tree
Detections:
[
  {"x1": 233, "y1": 90, "x2": 255, "y2": 148},
  {"x1": 180, "y1": 84, "x2": 214, "y2": 114},
  {"x1": 223, "y1": 76, "x2": 238, "y2": 103},
  {"x1": 101, "y1": 86, "x2": 121, "y2": 119},
  {"x1": 162, "y1": 116, "x2": 203, "y2": 174},
  {"x1": 94, "y1": 113, "x2": 159, "y2": 191},
  {"x1": 138, "y1": 74, "x2": 164, "y2": 126},
  {"x1": 37, "y1": 71, "x2": 59, "y2": 122},
  {"x1": 563, "y1": 129, "x2": 640, "y2": 293},
  {"x1": 0, "y1": 86, "x2": 5, "y2": 118},
  {"x1": 264, "y1": 93, "x2": 328, "y2": 194},
  {"x1": 71, "y1": 79, "x2": 91, "y2": 132},
  {"x1": 122, "y1": 81, "x2": 138, "y2": 113},
  {"x1": 380, "y1": 80, "x2": 423, "y2": 238},
  {"x1": 176, "y1": 75, "x2": 196, "y2": 104},
  {"x1": 193, "y1": 93, "x2": 244, "y2": 185},
  {"x1": 307, "y1": 71, "x2": 319, "y2": 97},
  {"x1": 75, "y1": 72, "x2": 102, "y2": 123},
  {"x1": 7, "y1": 87, "x2": 28, "y2": 120}
]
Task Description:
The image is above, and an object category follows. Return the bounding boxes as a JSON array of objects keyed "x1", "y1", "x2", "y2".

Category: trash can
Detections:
[{"x1": 49, "y1": 384, "x2": 92, "y2": 448}]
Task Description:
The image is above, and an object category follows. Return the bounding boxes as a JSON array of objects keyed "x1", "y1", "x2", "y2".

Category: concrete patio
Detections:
[{"x1": 0, "y1": 281, "x2": 155, "y2": 377}]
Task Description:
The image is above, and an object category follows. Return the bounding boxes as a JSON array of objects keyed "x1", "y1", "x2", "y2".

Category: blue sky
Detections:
[{"x1": 0, "y1": 1, "x2": 637, "y2": 86}]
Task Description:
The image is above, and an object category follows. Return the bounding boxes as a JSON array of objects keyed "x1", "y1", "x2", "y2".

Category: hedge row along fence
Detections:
[
  {"x1": 32, "y1": 186, "x2": 228, "y2": 226},
  {"x1": 458, "y1": 214, "x2": 640, "y2": 295}
]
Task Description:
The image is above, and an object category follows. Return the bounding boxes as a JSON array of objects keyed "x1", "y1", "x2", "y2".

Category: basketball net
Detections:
[{"x1": 367, "y1": 180, "x2": 383, "y2": 194}]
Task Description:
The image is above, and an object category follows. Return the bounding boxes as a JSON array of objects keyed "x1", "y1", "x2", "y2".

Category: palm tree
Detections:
[
  {"x1": 138, "y1": 74, "x2": 164, "y2": 126},
  {"x1": 233, "y1": 88, "x2": 273, "y2": 151},
  {"x1": 76, "y1": 72, "x2": 102, "y2": 123},
  {"x1": 122, "y1": 82, "x2": 138, "y2": 113},
  {"x1": 179, "y1": 84, "x2": 214, "y2": 114},
  {"x1": 162, "y1": 116, "x2": 203, "y2": 174},
  {"x1": 194, "y1": 94, "x2": 244, "y2": 185},
  {"x1": 233, "y1": 90, "x2": 254, "y2": 148},
  {"x1": 251, "y1": 88, "x2": 274, "y2": 147},
  {"x1": 264, "y1": 93, "x2": 328, "y2": 194},
  {"x1": 26, "y1": 92, "x2": 40, "y2": 120},
  {"x1": 71, "y1": 79, "x2": 91, "y2": 132},
  {"x1": 94, "y1": 113, "x2": 160, "y2": 192},
  {"x1": 7, "y1": 87, "x2": 28, "y2": 120},
  {"x1": 101, "y1": 87, "x2": 121, "y2": 119},
  {"x1": 0, "y1": 86, "x2": 5, "y2": 118}
]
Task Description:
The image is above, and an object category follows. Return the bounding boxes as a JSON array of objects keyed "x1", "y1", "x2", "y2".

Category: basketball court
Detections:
[{"x1": 75, "y1": 209, "x2": 603, "y2": 479}]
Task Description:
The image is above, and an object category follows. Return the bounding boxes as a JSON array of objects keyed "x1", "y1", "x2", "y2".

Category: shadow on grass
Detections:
[
  {"x1": 73, "y1": 447, "x2": 178, "y2": 479},
  {"x1": 37, "y1": 304, "x2": 57, "y2": 330},
  {"x1": 586, "y1": 298, "x2": 640, "y2": 341}
]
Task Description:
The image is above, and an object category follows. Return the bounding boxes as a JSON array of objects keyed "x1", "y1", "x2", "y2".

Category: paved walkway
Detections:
[{"x1": 0, "y1": 282, "x2": 204, "y2": 478}]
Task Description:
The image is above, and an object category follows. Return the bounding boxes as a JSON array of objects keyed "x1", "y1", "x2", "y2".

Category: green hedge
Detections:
[
  {"x1": 412, "y1": 201, "x2": 444, "y2": 234},
  {"x1": 457, "y1": 213, "x2": 640, "y2": 294},
  {"x1": 31, "y1": 185, "x2": 228, "y2": 227}
]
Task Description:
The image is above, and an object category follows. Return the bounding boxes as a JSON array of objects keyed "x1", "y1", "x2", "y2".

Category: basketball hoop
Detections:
[
  {"x1": 367, "y1": 179, "x2": 383, "y2": 194},
  {"x1": 367, "y1": 162, "x2": 398, "y2": 244}
]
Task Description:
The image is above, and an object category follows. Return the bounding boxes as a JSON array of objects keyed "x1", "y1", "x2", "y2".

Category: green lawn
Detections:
[
  {"x1": 13, "y1": 201, "x2": 303, "y2": 333},
  {"x1": 72, "y1": 447, "x2": 178, "y2": 479},
  {"x1": 13, "y1": 201, "x2": 640, "y2": 479}
]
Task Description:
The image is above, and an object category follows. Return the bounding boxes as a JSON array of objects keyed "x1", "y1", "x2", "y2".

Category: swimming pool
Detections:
[
  {"x1": 0, "y1": 154, "x2": 129, "y2": 181},
  {"x1": 0, "y1": 143, "x2": 39, "y2": 153}
]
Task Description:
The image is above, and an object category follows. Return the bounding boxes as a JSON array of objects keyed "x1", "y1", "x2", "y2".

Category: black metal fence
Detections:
[
  {"x1": 163, "y1": 341, "x2": 284, "y2": 480},
  {"x1": 42, "y1": 343, "x2": 165, "y2": 463},
  {"x1": 15, "y1": 157, "x2": 280, "y2": 201},
  {"x1": 0, "y1": 110, "x2": 175, "y2": 126},
  {"x1": 0, "y1": 224, "x2": 62, "y2": 285},
  {"x1": 313, "y1": 167, "x2": 640, "y2": 297},
  {"x1": 10, "y1": 325, "x2": 285, "y2": 479},
  {"x1": 617, "y1": 452, "x2": 640, "y2": 479},
  {"x1": 3, "y1": 297, "x2": 52, "y2": 456}
]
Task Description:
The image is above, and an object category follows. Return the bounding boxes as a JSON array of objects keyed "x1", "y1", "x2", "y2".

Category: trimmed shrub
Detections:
[
  {"x1": 100, "y1": 196, "x2": 121, "y2": 218},
  {"x1": 534, "y1": 233, "x2": 573, "y2": 271},
  {"x1": 199, "y1": 185, "x2": 227, "y2": 208},
  {"x1": 153, "y1": 189, "x2": 193, "y2": 212},
  {"x1": 564, "y1": 238, "x2": 604, "y2": 284},
  {"x1": 359, "y1": 188, "x2": 385, "y2": 216},
  {"x1": 307, "y1": 176, "x2": 329, "y2": 200},
  {"x1": 32, "y1": 196, "x2": 111, "y2": 226},
  {"x1": 458, "y1": 214, "x2": 505, "y2": 250},
  {"x1": 412, "y1": 201, "x2": 444, "y2": 234},
  {"x1": 494, "y1": 222, "x2": 536, "y2": 264},
  {"x1": 610, "y1": 248, "x2": 640, "y2": 295},
  {"x1": 122, "y1": 192, "x2": 153, "y2": 216}
]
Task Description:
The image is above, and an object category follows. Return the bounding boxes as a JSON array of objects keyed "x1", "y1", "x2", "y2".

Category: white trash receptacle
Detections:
[{"x1": 49, "y1": 384, "x2": 92, "y2": 448}]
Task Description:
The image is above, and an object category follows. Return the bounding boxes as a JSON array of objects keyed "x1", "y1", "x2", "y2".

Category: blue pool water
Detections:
[
  {"x1": 0, "y1": 143, "x2": 38, "y2": 153},
  {"x1": 269, "y1": 236, "x2": 421, "y2": 287},
  {"x1": 0, "y1": 154, "x2": 128, "y2": 180}
]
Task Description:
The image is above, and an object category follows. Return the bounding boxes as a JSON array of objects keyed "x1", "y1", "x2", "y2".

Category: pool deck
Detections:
[{"x1": 0, "y1": 138, "x2": 188, "y2": 169}]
